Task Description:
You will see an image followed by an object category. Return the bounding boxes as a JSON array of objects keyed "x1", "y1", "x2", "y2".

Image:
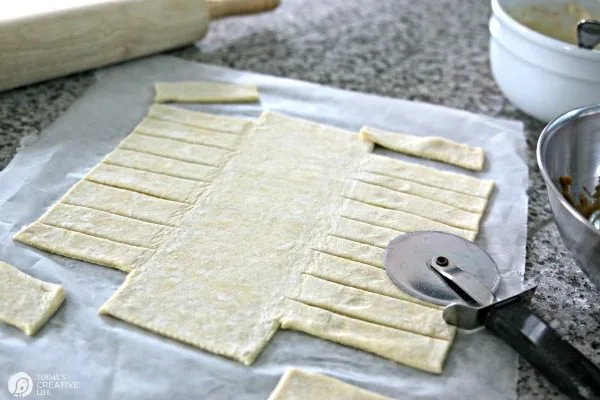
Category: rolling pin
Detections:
[{"x1": 0, "y1": 0, "x2": 280, "y2": 92}]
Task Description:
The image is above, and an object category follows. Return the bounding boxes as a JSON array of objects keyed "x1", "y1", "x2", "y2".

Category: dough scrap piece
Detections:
[
  {"x1": 268, "y1": 368, "x2": 391, "y2": 400},
  {"x1": 361, "y1": 126, "x2": 485, "y2": 171},
  {"x1": 147, "y1": 104, "x2": 250, "y2": 134},
  {"x1": 361, "y1": 153, "x2": 494, "y2": 198},
  {"x1": 16, "y1": 110, "x2": 492, "y2": 374},
  {"x1": 0, "y1": 261, "x2": 65, "y2": 336},
  {"x1": 154, "y1": 81, "x2": 260, "y2": 104},
  {"x1": 281, "y1": 300, "x2": 452, "y2": 374}
]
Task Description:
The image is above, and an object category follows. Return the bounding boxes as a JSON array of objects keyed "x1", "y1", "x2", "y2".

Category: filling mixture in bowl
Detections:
[
  {"x1": 510, "y1": 2, "x2": 600, "y2": 49},
  {"x1": 559, "y1": 175, "x2": 600, "y2": 228}
]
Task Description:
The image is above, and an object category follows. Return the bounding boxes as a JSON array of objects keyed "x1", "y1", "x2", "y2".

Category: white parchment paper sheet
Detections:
[{"x1": 0, "y1": 56, "x2": 528, "y2": 400}]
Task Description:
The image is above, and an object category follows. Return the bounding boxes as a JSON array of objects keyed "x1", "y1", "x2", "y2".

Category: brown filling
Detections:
[{"x1": 559, "y1": 175, "x2": 600, "y2": 219}]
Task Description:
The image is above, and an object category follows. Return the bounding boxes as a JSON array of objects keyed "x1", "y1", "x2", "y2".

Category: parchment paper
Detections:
[{"x1": 0, "y1": 56, "x2": 528, "y2": 400}]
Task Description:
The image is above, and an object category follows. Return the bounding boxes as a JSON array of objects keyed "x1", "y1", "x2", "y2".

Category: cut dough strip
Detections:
[
  {"x1": 134, "y1": 118, "x2": 241, "y2": 148},
  {"x1": 104, "y1": 149, "x2": 219, "y2": 182},
  {"x1": 339, "y1": 199, "x2": 477, "y2": 241},
  {"x1": 281, "y1": 299, "x2": 452, "y2": 374},
  {"x1": 343, "y1": 180, "x2": 482, "y2": 231},
  {"x1": 268, "y1": 368, "x2": 391, "y2": 400},
  {"x1": 147, "y1": 104, "x2": 250, "y2": 134},
  {"x1": 361, "y1": 154, "x2": 494, "y2": 198},
  {"x1": 305, "y1": 252, "x2": 441, "y2": 309},
  {"x1": 86, "y1": 164, "x2": 207, "y2": 204},
  {"x1": 119, "y1": 133, "x2": 231, "y2": 167},
  {"x1": 14, "y1": 224, "x2": 153, "y2": 272},
  {"x1": 62, "y1": 181, "x2": 191, "y2": 227},
  {"x1": 294, "y1": 274, "x2": 455, "y2": 340},
  {"x1": 0, "y1": 261, "x2": 65, "y2": 336},
  {"x1": 360, "y1": 126, "x2": 485, "y2": 171},
  {"x1": 330, "y1": 216, "x2": 404, "y2": 249},
  {"x1": 39, "y1": 203, "x2": 173, "y2": 249},
  {"x1": 315, "y1": 235, "x2": 385, "y2": 268},
  {"x1": 354, "y1": 170, "x2": 487, "y2": 213},
  {"x1": 154, "y1": 81, "x2": 260, "y2": 104}
]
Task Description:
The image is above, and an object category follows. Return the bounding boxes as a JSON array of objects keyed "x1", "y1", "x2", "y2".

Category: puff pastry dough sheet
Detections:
[
  {"x1": 361, "y1": 126, "x2": 485, "y2": 171},
  {"x1": 154, "y1": 81, "x2": 260, "y2": 103},
  {"x1": 16, "y1": 108, "x2": 496, "y2": 374},
  {"x1": 268, "y1": 368, "x2": 391, "y2": 400},
  {"x1": 0, "y1": 261, "x2": 65, "y2": 336}
]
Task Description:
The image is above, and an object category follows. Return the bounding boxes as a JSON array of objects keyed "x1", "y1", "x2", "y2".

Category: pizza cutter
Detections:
[{"x1": 384, "y1": 231, "x2": 600, "y2": 400}]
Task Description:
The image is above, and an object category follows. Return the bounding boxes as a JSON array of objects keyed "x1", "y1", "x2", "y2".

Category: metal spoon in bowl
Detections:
[{"x1": 577, "y1": 20, "x2": 600, "y2": 49}]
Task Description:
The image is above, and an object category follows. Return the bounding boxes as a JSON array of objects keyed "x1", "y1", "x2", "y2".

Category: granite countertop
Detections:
[{"x1": 0, "y1": 0, "x2": 598, "y2": 399}]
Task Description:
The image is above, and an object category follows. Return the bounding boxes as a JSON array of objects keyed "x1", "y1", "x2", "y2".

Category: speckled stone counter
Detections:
[{"x1": 0, "y1": 1, "x2": 598, "y2": 399}]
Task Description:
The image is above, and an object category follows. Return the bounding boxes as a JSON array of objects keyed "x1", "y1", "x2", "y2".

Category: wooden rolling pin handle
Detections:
[{"x1": 208, "y1": 0, "x2": 281, "y2": 20}]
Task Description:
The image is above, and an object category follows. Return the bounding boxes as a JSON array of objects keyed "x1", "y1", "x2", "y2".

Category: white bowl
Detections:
[{"x1": 489, "y1": 0, "x2": 600, "y2": 122}]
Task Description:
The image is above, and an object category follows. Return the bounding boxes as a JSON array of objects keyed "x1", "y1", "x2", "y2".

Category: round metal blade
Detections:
[{"x1": 384, "y1": 231, "x2": 500, "y2": 306}]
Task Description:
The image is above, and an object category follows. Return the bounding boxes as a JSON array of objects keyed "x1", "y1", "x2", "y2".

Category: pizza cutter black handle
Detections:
[{"x1": 484, "y1": 299, "x2": 600, "y2": 400}]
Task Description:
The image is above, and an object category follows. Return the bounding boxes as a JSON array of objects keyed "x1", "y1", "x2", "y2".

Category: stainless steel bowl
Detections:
[{"x1": 537, "y1": 104, "x2": 600, "y2": 288}]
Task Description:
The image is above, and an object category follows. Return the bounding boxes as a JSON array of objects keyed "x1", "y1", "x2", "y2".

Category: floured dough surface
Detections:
[
  {"x1": 0, "y1": 261, "x2": 65, "y2": 336},
  {"x1": 154, "y1": 81, "x2": 260, "y2": 103},
  {"x1": 361, "y1": 126, "x2": 485, "y2": 171},
  {"x1": 268, "y1": 368, "x2": 391, "y2": 400},
  {"x1": 15, "y1": 107, "x2": 495, "y2": 373}
]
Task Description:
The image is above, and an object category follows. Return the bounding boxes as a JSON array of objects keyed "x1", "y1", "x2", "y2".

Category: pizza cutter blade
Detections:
[{"x1": 384, "y1": 231, "x2": 600, "y2": 400}]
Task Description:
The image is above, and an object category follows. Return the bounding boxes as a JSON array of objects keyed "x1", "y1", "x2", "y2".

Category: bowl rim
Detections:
[
  {"x1": 537, "y1": 104, "x2": 600, "y2": 236},
  {"x1": 492, "y1": 0, "x2": 600, "y2": 61}
]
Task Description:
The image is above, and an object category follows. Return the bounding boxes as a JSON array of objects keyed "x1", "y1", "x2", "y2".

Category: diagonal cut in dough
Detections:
[
  {"x1": 86, "y1": 164, "x2": 208, "y2": 204},
  {"x1": 134, "y1": 117, "x2": 241, "y2": 149},
  {"x1": 329, "y1": 216, "x2": 404, "y2": 249},
  {"x1": 14, "y1": 224, "x2": 154, "y2": 272},
  {"x1": 119, "y1": 133, "x2": 231, "y2": 166},
  {"x1": 0, "y1": 261, "x2": 65, "y2": 336},
  {"x1": 39, "y1": 203, "x2": 173, "y2": 249},
  {"x1": 154, "y1": 81, "x2": 260, "y2": 103},
  {"x1": 361, "y1": 154, "x2": 494, "y2": 198},
  {"x1": 343, "y1": 180, "x2": 482, "y2": 231},
  {"x1": 268, "y1": 368, "x2": 391, "y2": 400},
  {"x1": 353, "y1": 170, "x2": 487, "y2": 213},
  {"x1": 360, "y1": 126, "x2": 485, "y2": 171},
  {"x1": 104, "y1": 149, "x2": 219, "y2": 182},
  {"x1": 294, "y1": 274, "x2": 455, "y2": 340},
  {"x1": 305, "y1": 251, "x2": 441, "y2": 309},
  {"x1": 338, "y1": 199, "x2": 477, "y2": 241},
  {"x1": 280, "y1": 299, "x2": 452, "y2": 374},
  {"x1": 15, "y1": 108, "x2": 494, "y2": 374},
  {"x1": 148, "y1": 104, "x2": 250, "y2": 134},
  {"x1": 315, "y1": 235, "x2": 386, "y2": 268},
  {"x1": 62, "y1": 181, "x2": 192, "y2": 227}
]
